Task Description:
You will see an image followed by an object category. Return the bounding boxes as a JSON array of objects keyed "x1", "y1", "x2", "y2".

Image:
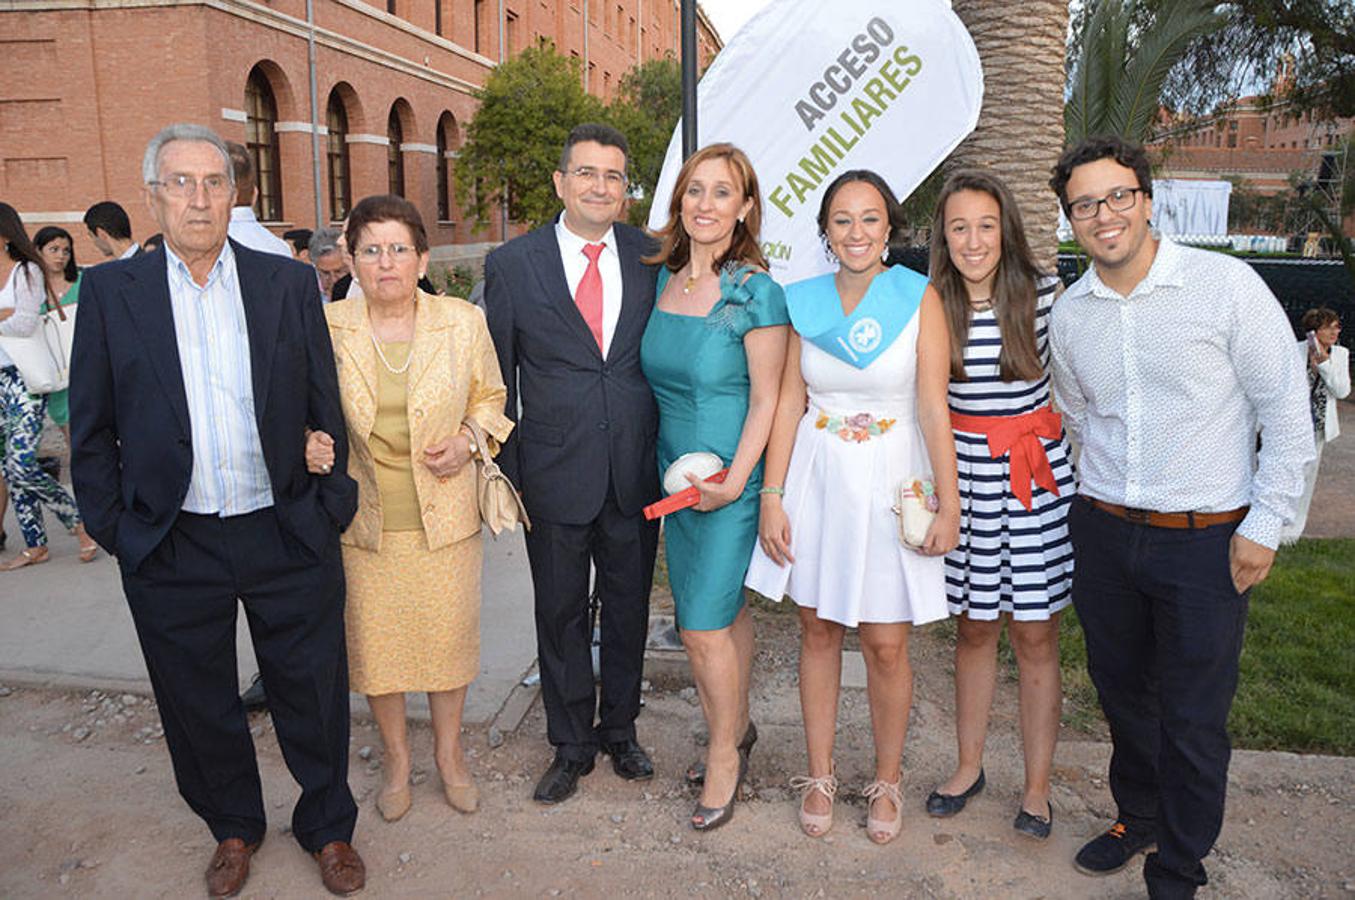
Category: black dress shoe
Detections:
[
  {"x1": 533, "y1": 755, "x2": 595, "y2": 804},
  {"x1": 602, "y1": 739, "x2": 654, "y2": 781},
  {"x1": 240, "y1": 673, "x2": 268, "y2": 712},
  {"x1": 924, "y1": 768, "x2": 986, "y2": 818}
]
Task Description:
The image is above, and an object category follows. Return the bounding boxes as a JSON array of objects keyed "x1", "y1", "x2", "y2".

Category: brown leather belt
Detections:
[{"x1": 1084, "y1": 497, "x2": 1248, "y2": 530}]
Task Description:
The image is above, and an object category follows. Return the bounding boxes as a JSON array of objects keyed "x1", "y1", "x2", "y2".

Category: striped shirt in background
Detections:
[{"x1": 165, "y1": 242, "x2": 274, "y2": 516}]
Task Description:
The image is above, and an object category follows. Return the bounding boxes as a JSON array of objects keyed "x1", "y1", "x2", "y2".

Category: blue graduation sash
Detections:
[{"x1": 785, "y1": 265, "x2": 927, "y2": 369}]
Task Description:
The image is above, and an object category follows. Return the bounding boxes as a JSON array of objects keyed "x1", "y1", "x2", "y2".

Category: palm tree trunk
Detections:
[{"x1": 950, "y1": 0, "x2": 1069, "y2": 268}]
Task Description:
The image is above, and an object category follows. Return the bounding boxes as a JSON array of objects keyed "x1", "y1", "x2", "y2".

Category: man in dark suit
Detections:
[
  {"x1": 70, "y1": 123, "x2": 366, "y2": 897},
  {"x1": 485, "y1": 123, "x2": 661, "y2": 804}
]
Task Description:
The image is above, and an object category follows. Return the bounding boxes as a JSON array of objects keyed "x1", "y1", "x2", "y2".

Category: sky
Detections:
[{"x1": 700, "y1": 0, "x2": 773, "y2": 45}]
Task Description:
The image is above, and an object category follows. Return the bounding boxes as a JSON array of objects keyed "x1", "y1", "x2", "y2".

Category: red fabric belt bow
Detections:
[{"x1": 950, "y1": 405, "x2": 1063, "y2": 511}]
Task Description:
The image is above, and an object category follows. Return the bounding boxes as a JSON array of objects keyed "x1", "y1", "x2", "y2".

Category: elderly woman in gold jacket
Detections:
[{"x1": 306, "y1": 194, "x2": 512, "y2": 822}]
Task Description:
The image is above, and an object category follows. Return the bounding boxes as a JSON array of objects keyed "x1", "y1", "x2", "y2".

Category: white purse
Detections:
[
  {"x1": 894, "y1": 477, "x2": 939, "y2": 550},
  {"x1": 0, "y1": 305, "x2": 70, "y2": 394}
]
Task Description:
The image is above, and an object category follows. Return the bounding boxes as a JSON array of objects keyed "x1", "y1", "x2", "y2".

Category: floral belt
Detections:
[{"x1": 814, "y1": 410, "x2": 897, "y2": 443}]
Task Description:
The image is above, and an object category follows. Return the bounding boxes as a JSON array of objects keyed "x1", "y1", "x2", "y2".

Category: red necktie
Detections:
[{"x1": 577, "y1": 242, "x2": 605, "y2": 352}]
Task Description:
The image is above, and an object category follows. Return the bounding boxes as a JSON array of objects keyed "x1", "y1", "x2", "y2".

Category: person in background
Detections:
[
  {"x1": 306, "y1": 193, "x2": 512, "y2": 822},
  {"x1": 1048, "y1": 135, "x2": 1312, "y2": 898},
  {"x1": 32, "y1": 226, "x2": 83, "y2": 445},
  {"x1": 640, "y1": 143, "x2": 788, "y2": 831},
  {"x1": 309, "y1": 227, "x2": 350, "y2": 302},
  {"x1": 0, "y1": 203, "x2": 98, "y2": 569},
  {"x1": 224, "y1": 142, "x2": 292, "y2": 258},
  {"x1": 1281, "y1": 307, "x2": 1349, "y2": 543},
  {"x1": 83, "y1": 201, "x2": 138, "y2": 261},
  {"x1": 745, "y1": 170, "x2": 960, "y2": 845},
  {"x1": 284, "y1": 228, "x2": 314, "y2": 263},
  {"x1": 923, "y1": 170, "x2": 1073, "y2": 841}
]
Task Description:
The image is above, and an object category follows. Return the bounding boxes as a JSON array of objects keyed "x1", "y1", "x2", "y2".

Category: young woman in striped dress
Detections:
[{"x1": 923, "y1": 170, "x2": 1074, "y2": 839}]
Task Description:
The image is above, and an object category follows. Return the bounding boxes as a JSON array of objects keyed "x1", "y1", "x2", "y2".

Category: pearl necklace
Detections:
[{"x1": 370, "y1": 333, "x2": 412, "y2": 375}]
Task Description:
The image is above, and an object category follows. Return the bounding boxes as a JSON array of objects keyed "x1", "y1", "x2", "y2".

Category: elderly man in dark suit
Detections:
[
  {"x1": 485, "y1": 123, "x2": 661, "y2": 804},
  {"x1": 70, "y1": 123, "x2": 365, "y2": 897}
]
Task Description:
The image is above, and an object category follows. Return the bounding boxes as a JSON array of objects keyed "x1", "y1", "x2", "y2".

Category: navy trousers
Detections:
[
  {"x1": 1069, "y1": 497, "x2": 1249, "y2": 899},
  {"x1": 525, "y1": 489, "x2": 659, "y2": 762},
  {"x1": 121, "y1": 507, "x2": 357, "y2": 852}
]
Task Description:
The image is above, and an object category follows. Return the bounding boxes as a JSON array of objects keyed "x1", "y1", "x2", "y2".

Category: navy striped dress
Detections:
[{"x1": 944, "y1": 276, "x2": 1074, "y2": 621}]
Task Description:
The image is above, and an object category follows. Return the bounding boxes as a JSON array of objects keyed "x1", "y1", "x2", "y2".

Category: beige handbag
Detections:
[
  {"x1": 893, "y1": 477, "x2": 938, "y2": 550},
  {"x1": 463, "y1": 419, "x2": 531, "y2": 535}
]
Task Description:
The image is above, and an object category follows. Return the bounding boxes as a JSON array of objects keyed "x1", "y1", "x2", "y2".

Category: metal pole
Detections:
[
  {"x1": 680, "y1": 0, "x2": 697, "y2": 159},
  {"x1": 306, "y1": 0, "x2": 323, "y2": 226}
]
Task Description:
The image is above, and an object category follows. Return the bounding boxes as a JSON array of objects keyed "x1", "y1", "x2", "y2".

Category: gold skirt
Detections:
[{"x1": 342, "y1": 530, "x2": 481, "y2": 696}]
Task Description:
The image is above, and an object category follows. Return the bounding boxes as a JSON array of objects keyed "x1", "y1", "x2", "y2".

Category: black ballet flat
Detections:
[
  {"x1": 1013, "y1": 802, "x2": 1053, "y2": 840},
  {"x1": 925, "y1": 768, "x2": 986, "y2": 818}
]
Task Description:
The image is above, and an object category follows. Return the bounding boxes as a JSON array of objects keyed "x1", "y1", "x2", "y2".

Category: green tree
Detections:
[
  {"x1": 454, "y1": 42, "x2": 603, "y2": 231},
  {"x1": 606, "y1": 57, "x2": 682, "y2": 226},
  {"x1": 1157, "y1": 0, "x2": 1355, "y2": 120},
  {"x1": 1065, "y1": 0, "x2": 1225, "y2": 145}
]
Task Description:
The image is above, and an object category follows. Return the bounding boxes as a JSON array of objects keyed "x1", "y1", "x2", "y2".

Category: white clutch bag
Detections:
[
  {"x1": 894, "y1": 477, "x2": 939, "y2": 550},
  {"x1": 662, "y1": 451, "x2": 724, "y2": 495}
]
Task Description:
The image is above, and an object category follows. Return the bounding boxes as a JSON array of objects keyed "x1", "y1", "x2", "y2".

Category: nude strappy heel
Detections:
[
  {"x1": 789, "y1": 767, "x2": 838, "y2": 838},
  {"x1": 862, "y1": 778, "x2": 904, "y2": 845}
]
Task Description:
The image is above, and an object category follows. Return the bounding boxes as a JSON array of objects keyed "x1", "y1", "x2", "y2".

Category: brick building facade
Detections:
[{"x1": 1, "y1": 0, "x2": 720, "y2": 260}]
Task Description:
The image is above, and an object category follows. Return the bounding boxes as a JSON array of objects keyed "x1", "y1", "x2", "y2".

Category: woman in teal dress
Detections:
[{"x1": 641, "y1": 143, "x2": 788, "y2": 831}]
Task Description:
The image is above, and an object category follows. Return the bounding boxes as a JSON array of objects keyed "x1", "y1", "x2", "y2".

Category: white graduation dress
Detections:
[{"x1": 745, "y1": 312, "x2": 947, "y2": 626}]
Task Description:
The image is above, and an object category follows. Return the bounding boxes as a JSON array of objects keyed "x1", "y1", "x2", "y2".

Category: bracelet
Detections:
[{"x1": 759, "y1": 486, "x2": 784, "y2": 496}]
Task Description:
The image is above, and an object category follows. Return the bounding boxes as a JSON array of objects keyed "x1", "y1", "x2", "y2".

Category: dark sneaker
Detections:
[{"x1": 1074, "y1": 821, "x2": 1156, "y2": 875}]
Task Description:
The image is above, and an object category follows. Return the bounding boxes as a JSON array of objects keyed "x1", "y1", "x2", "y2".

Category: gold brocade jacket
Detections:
[{"x1": 325, "y1": 290, "x2": 513, "y2": 552}]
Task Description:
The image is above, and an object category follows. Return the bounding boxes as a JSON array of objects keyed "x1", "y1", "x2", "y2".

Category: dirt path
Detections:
[{"x1": 3, "y1": 606, "x2": 1352, "y2": 899}]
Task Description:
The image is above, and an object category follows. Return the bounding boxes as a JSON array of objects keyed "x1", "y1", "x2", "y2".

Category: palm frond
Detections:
[{"x1": 1110, "y1": 0, "x2": 1225, "y2": 141}]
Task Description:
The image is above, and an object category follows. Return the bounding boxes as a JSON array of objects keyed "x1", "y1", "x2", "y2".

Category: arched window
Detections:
[
  {"x1": 387, "y1": 106, "x2": 404, "y2": 197},
  {"x1": 326, "y1": 91, "x2": 352, "y2": 221},
  {"x1": 244, "y1": 66, "x2": 283, "y2": 221},
  {"x1": 436, "y1": 112, "x2": 458, "y2": 222}
]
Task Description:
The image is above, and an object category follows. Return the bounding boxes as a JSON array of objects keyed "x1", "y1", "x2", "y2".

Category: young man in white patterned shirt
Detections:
[{"x1": 1046, "y1": 135, "x2": 1312, "y2": 899}]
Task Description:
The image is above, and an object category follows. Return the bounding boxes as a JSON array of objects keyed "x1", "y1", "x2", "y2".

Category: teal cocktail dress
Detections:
[{"x1": 640, "y1": 266, "x2": 789, "y2": 631}]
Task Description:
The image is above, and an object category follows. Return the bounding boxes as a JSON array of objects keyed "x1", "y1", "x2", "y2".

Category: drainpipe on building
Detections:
[
  {"x1": 499, "y1": 0, "x2": 509, "y2": 241},
  {"x1": 306, "y1": 0, "x2": 324, "y2": 227}
]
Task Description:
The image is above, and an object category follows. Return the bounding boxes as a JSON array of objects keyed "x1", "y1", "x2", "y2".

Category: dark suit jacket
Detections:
[
  {"x1": 69, "y1": 240, "x2": 357, "y2": 574},
  {"x1": 484, "y1": 221, "x2": 660, "y2": 525}
]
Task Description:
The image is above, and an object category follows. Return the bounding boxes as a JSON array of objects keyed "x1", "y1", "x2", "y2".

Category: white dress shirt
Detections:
[
  {"x1": 1049, "y1": 237, "x2": 1313, "y2": 549},
  {"x1": 555, "y1": 215, "x2": 623, "y2": 358},
  {"x1": 117, "y1": 243, "x2": 140, "y2": 261},
  {"x1": 228, "y1": 206, "x2": 293, "y2": 258},
  {"x1": 165, "y1": 242, "x2": 275, "y2": 516}
]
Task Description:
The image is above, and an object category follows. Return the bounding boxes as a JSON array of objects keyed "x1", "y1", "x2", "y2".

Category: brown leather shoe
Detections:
[
  {"x1": 205, "y1": 837, "x2": 260, "y2": 898},
  {"x1": 313, "y1": 840, "x2": 365, "y2": 895}
]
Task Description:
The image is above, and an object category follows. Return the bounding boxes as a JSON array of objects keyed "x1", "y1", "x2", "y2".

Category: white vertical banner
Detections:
[{"x1": 647, "y1": 0, "x2": 984, "y2": 285}]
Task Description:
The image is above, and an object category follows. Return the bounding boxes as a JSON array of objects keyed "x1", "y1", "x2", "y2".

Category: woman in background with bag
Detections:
[
  {"x1": 33, "y1": 226, "x2": 83, "y2": 445},
  {"x1": 0, "y1": 202, "x2": 97, "y2": 570},
  {"x1": 924, "y1": 171, "x2": 1073, "y2": 841},
  {"x1": 304, "y1": 195, "x2": 512, "y2": 822},
  {"x1": 744, "y1": 171, "x2": 959, "y2": 844}
]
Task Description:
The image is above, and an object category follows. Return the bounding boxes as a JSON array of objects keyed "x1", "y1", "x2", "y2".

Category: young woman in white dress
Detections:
[{"x1": 746, "y1": 170, "x2": 959, "y2": 844}]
